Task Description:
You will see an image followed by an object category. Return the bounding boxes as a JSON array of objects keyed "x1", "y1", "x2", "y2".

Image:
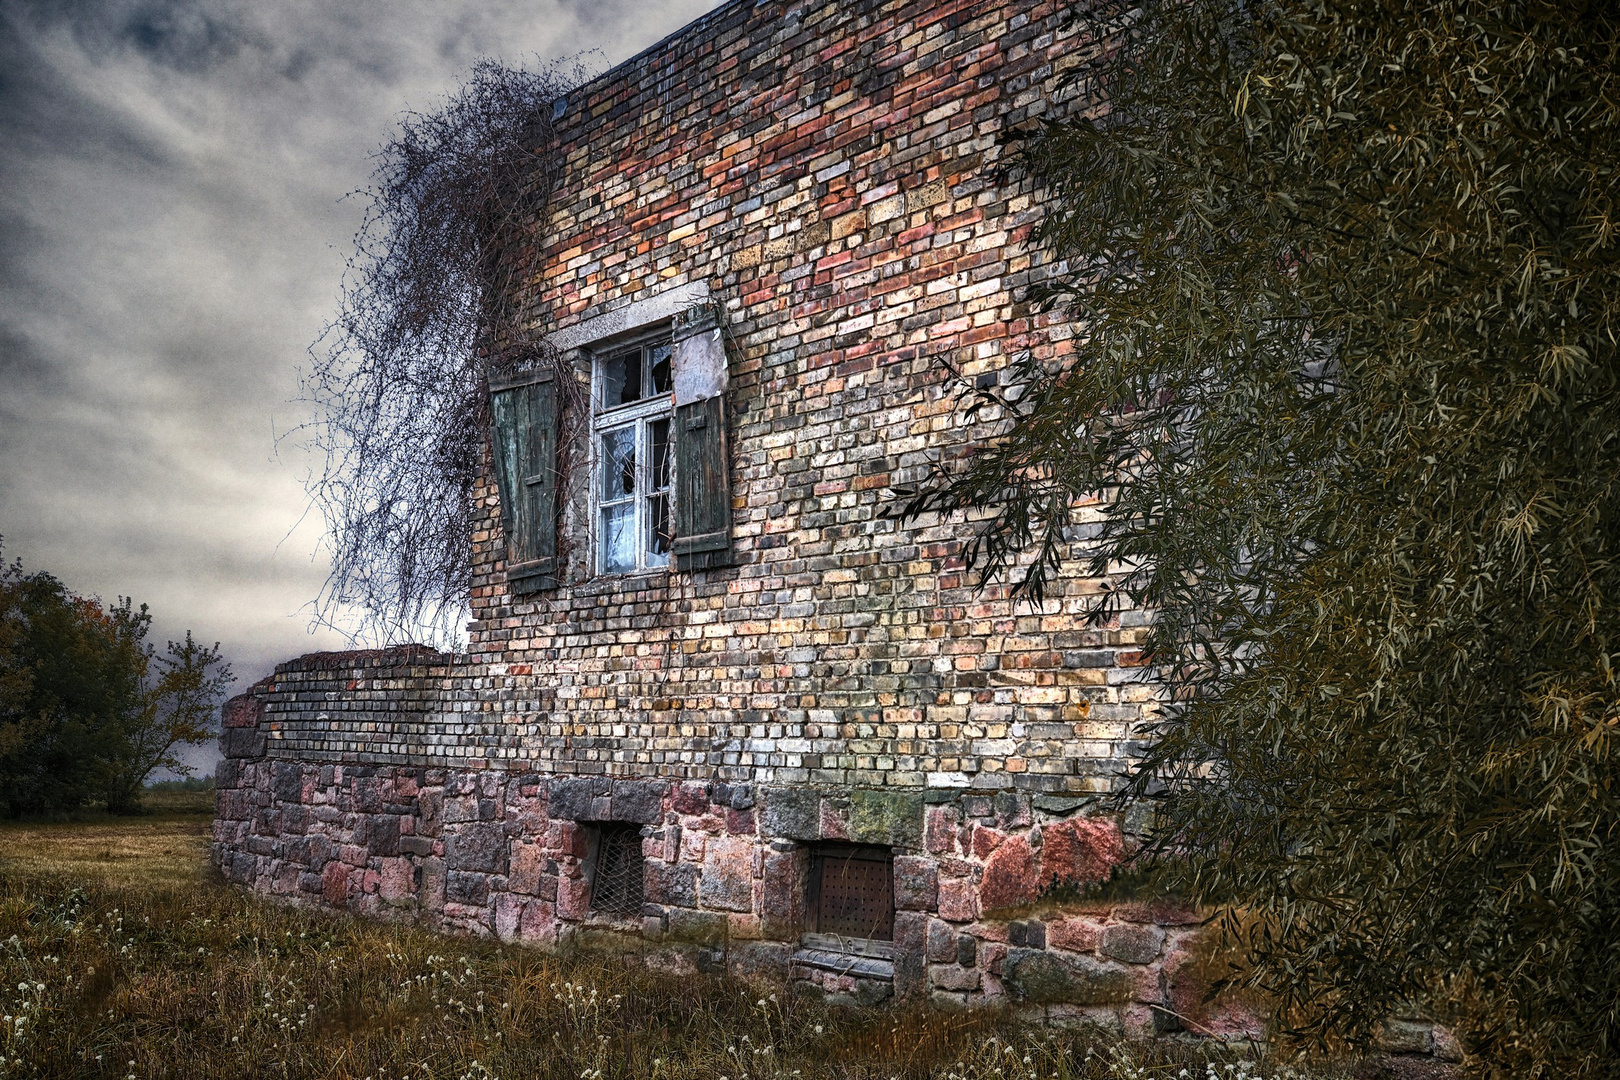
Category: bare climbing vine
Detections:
[{"x1": 297, "y1": 57, "x2": 596, "y2": 643}]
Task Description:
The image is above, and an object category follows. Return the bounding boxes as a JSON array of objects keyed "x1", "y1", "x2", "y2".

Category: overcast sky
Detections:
[{"x1": 0, "y1": 0, "x2": 723, "y2": 702}]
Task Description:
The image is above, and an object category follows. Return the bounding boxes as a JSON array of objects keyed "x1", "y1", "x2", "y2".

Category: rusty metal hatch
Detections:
[
  {"x1": 810, "y1": 844, "x2": 894, "y2": 940},
  {"x1": 590, "y1": 823, "x2": 644, "y2": 917}
]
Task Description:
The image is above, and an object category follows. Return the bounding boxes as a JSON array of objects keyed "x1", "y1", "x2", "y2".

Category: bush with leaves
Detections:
[
  {"x1": 905, "y1": 0, "x2": 1619, "y2": 1074},
  {"x1": 0, "y1": 551, "x2": 233, "y2": 815}
]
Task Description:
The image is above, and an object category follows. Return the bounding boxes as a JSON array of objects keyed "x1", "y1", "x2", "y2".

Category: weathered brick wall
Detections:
[
  {"x1": 461, "y1": 0, "x2": 1152, "y2": 794},
  {"x1": 220, "y1": 648, "x2": 455, "y2": 766},
  {"x1": 228, "y1": 0, "x2": 1156, "y2": 793}
]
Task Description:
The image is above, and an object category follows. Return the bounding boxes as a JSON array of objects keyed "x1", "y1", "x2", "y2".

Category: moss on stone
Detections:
[
  {"x1": 848, "y1": 789, "x2": 923, "y2": 848},
  {"x1": 1003, "y1": 947, "x2": 1136, "y2": 1005}
]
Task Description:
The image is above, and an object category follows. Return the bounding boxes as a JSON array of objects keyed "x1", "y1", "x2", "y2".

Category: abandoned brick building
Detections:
[{"x1": 214, "y1": 0, "x2": 1256, "y2": 1038}]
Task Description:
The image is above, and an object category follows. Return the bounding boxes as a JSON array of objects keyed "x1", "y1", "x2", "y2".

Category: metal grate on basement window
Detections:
[
  {"x1": 590, "y1": 822, "x2": 645, "y2": 917},
  {"x1": 810, "y1": 844, "x2": 893, "y2": 941}
]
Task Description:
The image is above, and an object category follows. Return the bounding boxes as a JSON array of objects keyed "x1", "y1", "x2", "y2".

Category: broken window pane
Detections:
[
  {"x1": 647, "y1": 495, "x2": 671, "y2": 565},
  {"x1": 650, "y1": 417, "x2": 672, "y2": 492},
  {"x1": 600, "y1": 349, "x2": 643, "y2": 408},
  {"x1": 600, "y1": 425, "x2": 636, "y2": 500},
  {"x1": 601, "y1": 502, "x2": 635, "y2": 574},
  {"x1": 648, "y1": 343, "x2": 672, "y2": 395}
]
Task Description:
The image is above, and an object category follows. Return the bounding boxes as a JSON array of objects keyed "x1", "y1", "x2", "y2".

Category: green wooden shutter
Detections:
[
  {"x1": 489, "y1": 368, "x2": 560, "y2": 592},
  {"x1": 671, "y1": 304, "x2": 733, "y2": 571}
]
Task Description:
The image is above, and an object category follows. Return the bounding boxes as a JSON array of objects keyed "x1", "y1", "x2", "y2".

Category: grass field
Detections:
[{"x1": 0, "y1": 795, "x2": 1329, "y2": 1080}]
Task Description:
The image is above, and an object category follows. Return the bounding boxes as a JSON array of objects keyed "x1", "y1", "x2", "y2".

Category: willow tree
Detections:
[{"x1": 908, "y1": 0, "x2": 1619, "y2": 1073}]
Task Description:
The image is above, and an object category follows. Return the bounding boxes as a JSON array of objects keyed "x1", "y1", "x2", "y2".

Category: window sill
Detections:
[
  {"x1": 792, "y1": 938, "x2": 896, "y2": 982},
  {"x1": 582, "y1": 912, "x2": 644, "y2": 931},
  {"x1": 566, "y1": 568, "x2": 673, "y2": 600}
]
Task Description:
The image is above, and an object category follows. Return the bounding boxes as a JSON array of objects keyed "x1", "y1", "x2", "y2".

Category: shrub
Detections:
[{"x1": 905, "y1": 0, "x2": 1620, "y2": 1073}]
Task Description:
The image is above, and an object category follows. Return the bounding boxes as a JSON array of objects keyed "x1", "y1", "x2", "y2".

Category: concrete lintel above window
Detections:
[{"x1": 549, "y1": 282, "x2": 712, "y2": 352}]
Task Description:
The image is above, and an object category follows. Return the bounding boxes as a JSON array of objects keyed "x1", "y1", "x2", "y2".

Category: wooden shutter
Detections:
[
  {"x1": 671, "y1": 304, "x2": 733, "y2": 571},
  {"x1": 489, "y1": 368, "x2": 559, "y2": 592}
]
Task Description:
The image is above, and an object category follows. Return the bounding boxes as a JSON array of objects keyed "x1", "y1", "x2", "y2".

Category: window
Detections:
[
  {"x1": 593, "y1": 337, "x2": 674, "y2": 575},
  {"x1": 589, "y1": 822, "x2": 645, "y2": 917},
  {"x1": 490, "y1": 292, "x2": 734, "y2": 592},
  {"x1": 808, "y1": 844, "x2": 894, "y2": 941}
]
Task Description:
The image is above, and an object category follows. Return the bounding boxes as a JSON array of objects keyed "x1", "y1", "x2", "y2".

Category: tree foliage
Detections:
[
  {"x1": 301, "y1": 58, "x2": 593, "y2": 643},
  {"x1": 0, "y1": 551, "x2": 233, "y2": 815},
  {"x1": 907, "y1": 0, "x2": 1620, "y2": 1073}
]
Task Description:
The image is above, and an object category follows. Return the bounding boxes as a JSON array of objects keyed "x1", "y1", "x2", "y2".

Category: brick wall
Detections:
[
  {"x1": 228, "y1": 0, "x2": 1156, "y2": 795},
  {"x1": 464, "y1": 0, "x2": 1153, "y2": 794}
]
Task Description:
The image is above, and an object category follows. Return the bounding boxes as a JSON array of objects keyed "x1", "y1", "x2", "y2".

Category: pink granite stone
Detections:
[
  {"x1": 519, "y1": 900, "x2": 558, "y2": 944},
  {"x1": 321, "y1": 862, "x2": 350, "y2": 906},
  {"x1": 508, "y1": 841, "x2": 546, "y2": 895},
  {"x1": 671, "y1": 782, "x2": 709, "y2": 815},
  {"x1": 978, "y1": 836, "x2": 1037, "y2": 912},
  {"x1": 494, "y1": 893, "x2": 525, "y2": 941},
  {"x1": 1037, "y1": 817, "x2": 1124, "y2": 891},
  {"x1": 971, "y1": 824, "x2": 1004, "y2": 859},
  {"x1": 548, "y1": 820, "x2": 587, "y2": 858},
  {"x1": 819, "y1": 801, "x2": 851, "y2": 841},
  {"x1": 1048, "y1": 916, "x2": 1102, "y2": 954},
  {"x1": 557, "y1": 873, "x2": 591, "y2": 920},
  {"x1": 925, "y1": 805, "x2": 961, "y2": 855},
  {"x1": 700, "y1": 835, "x2": 755, "y2": 912},
  {"x1": 379, "y1": 857, "x2": 415, "y2": 903},
  {"x1": 937, "y1": 874, "x2": 980, "y2": 922}
]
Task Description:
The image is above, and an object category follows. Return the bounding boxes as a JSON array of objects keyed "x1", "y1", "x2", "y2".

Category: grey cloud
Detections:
[
  {"x1": 0, "y1": 0, "x2": 723, "y2": 684},
  {"x1": 11, "y1": 0, "x2": 253, "y2": 74},
  {"x1": 0, "y1": 327, "x2": 56, "y2": 391},
  {"x1": 117, "y1": 1, "x2": 249, "y2": 73},
  {"x1": 0, "y1": 17, "x2": 172, "y2": 168}
]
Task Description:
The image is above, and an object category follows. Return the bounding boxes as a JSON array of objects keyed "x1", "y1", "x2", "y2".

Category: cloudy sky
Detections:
[{"x1": 0, "y1": 0, "x2": 723, "y2": 707}]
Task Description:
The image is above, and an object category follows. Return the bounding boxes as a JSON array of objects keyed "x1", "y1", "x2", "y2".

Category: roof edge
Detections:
[{"x1": 557, "y1": 0, "x2": 768, "y2": 111}]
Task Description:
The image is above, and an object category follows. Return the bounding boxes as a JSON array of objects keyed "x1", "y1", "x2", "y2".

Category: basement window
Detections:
[
  {"x1": 808, "y1": 844, "x2": 893, "y2": 941},
  {"x1": 589, "y1": 822, "x2": 645, "y2": 917}
]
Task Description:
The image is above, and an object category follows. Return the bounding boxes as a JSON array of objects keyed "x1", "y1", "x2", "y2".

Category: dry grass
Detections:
[
  {"x1": 0, "y1": 791, "x2": 212, "y2": 890},
  {"x1": 0, "y1": 806, "x2": 1330, "y2": 1080}
]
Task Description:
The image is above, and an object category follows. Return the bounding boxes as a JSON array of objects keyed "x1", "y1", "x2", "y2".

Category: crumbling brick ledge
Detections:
[{"x1": 214, "y1": 649, "x2": 1458, "y2": 1070}]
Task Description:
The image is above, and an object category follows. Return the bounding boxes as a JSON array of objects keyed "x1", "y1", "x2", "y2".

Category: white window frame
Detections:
[{"x1": 590, "y1": 332, "x2": 675, "y2": 576}]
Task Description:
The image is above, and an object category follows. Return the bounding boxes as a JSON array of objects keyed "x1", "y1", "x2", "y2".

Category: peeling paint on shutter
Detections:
[
  {"x1": 489, "y1": 368, "x2": 559, "y2": 592},
  {"x1": 671, "y1": 304, "x2": 733, "y2": 571}
]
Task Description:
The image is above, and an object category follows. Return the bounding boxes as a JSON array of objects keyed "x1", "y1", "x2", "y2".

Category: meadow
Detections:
[{"x1": 0, "y1": 793, "x2": 1333, "y2": 1080}]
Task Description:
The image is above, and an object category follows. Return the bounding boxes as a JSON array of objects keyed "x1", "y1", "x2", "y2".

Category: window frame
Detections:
[
  {"x1": 586, "y1": 821, "x2": 646, "y2": 919},
  {"x1": 589, "y1": 329, "x2": 676, "y2": 577}
]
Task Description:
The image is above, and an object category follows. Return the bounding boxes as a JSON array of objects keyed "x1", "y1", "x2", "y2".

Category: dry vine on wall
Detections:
[{"x1": 298, "y1": 58, "x2": 595, "y2": 644}]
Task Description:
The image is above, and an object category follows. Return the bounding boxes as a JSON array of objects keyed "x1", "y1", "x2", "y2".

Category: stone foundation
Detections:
[{"x1": 215, "y1": 745, "x2": 1252, "y2": 1036}]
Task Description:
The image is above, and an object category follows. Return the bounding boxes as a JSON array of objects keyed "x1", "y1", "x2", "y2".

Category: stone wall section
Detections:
[{"x1": 216, "y1": 738, "x2": 1257, "y2": 1038}]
